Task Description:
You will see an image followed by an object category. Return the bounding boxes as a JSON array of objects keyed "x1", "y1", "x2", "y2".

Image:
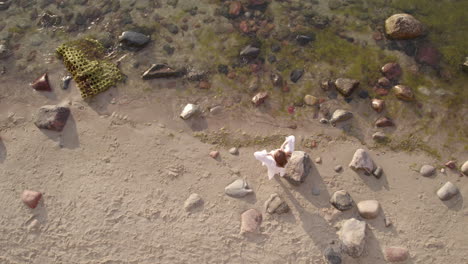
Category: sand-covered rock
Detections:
[
  {"x1": 384, "y1": 247, "x2": 409, "y2": 262},
  {"x1": 284, "y1": 151, "x2": 311, "y2": 185},
  {"x1": 240, "y1": 209, "x2": 262, "y2": 234},
  {"x1": 420, "y1": 165, "x2": 435, "y2": 177},
  {"x1": 338, "y1": 218, "x2": 366, "y2": 258},
  {"x1": 184, "y1": 193, "x2": 203, "y2": 211},
  {"x1": 385, "y1": 13, "x2": 425, "y2": 39}
]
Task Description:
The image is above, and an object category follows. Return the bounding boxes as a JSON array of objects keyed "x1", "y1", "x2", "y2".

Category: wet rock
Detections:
[
  {"x1": 349, "y1": 149, "x2": 375, "y2": 174},
  {"x1": 229, "y1": 147, "x2": 239, "y2": 155},
  {"x1": 416, "y1": 44, "x2": 440, "y2": 67},
  {"x1": 270, "y1": 72, "x2": 283, "y2": 87},
  {"x1": 265, "y1": 193, "x2": 289, "y2": 214},
  {"x1": 240, "y1": 45, "x2": 260, "y2": 60},
  {"x1": 371, "y1": 99, "x2": 385, "y2": 113},
  {"x1": 166, "y1": 23, "x2": 179, "y2": 34},
  {"x1": 385, "y1": 13, "x2": 425, "y2": 39},
  {"x1": 119, "y1": 31, "x2": 150, "y2": 49},
  {"x1": 330, "y1": 109, "x2": 353, "y2": 125},
  {"x1": 437, "y1": 182, "x2": 459, "y2": 201},
  {"x1": 377, "y1": 77, "x2": 391, "y2": 88},
  {"x1": 381, "y1": 63, "x2": 402, "y2": 80},
  {"x1": 209, "y1": 151, "x2": 219, "y2": 159},
  {"x1": 61, "y1": 75, "x2": 72, "y2": 90},
  {"x1": 225, "y1": 179, "x2": 253, "y2": 197},
  {"x1": 304, "y1": 95, "x2": 318, "y2": 106},
  {"x1": 357, "y1": 200, "x2": 380, "y2": 219},
  {"x1": 240, "y1": 209, "x2": 262, "y2": 234},
  {"x1": 372, "y1": 132, "x2": 388, "y2": 142},
  {"x1": 373, "y1": 166, "x2": 383, "y2": 179},
  {"x1": 21, "y1": 190, "x2": 42, "y2": 209},
  {"x1": 420, "y1": 165, "x2": 435, "y2": 177},
  {"x1": 34, "y1": 105, "x2": 70, "y2": 132},
  {"x1": 334, "y1": 165, "x2": 343, "y2": 173},
  {"x1": 461, "y1": 161, "x2": 468, "y2": 175},
  {"x1": 142, "y1": 64, "x2": 185, "y2": 79},
  {"x1": 229, "y1": 1, "x2": 242, "y2": 17},
  {"x1": 338, "y1": 218, "x2": 366, "y2": 258},
  {"x1": 393, "y1": 85, "x2": 415, "y2": 101},
  {"x1": 334, "y1": 78, "x2": 359, "y2": 97},
  {"x1": 38, "y1": 11, "x2": 61, "y2": 27},
  {"x1": 290, "y1": 69, "x2": 304, "y2": 83},
  {"x1": 31, "y1": 73, "x2": 51, "y2": 92},
  {"x1": 323, "y1": 246, "x2": 342, "y2": 264},
  {"x1": 384, "y1": 247, "x2": 409, "y2": 262},
  {"x1": 296, "y1": 34, "x2": 315, "y2": 45},
  {"x1": 375, "y1": 117, "x2": 394, "y2": 127},
  {"x1": 445, "y1": 160, "x2": 456, "y2": 169},
  {"x1": 180, "y1": 104, "x2": 200, "y2": 120},
  {"x1": 284, "y1": 151, "x2": 312, "y2": 185},
  {"x1": 184, "y1": 193, "x2": 203, "y2": 211},
  {"x1": 330, "y1": 190, "x2": 353, "y2": 211},
  {"x1": 252, "y1": 92, "x2": 268, "y2": 106}
]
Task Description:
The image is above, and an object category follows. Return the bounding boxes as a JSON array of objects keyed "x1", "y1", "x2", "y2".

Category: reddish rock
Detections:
[
  {"x1": 229, "y1": 1, "x2": 242, "y2": 17},
  {"x1": 375, "y1": 117, "x2": 394, "y2": 127},
  {"x1": 377, "y1": 77, "x2": 391, "y2": 88},
  {"x1": 445, "y1": 160, "x2": 456, "y2": 169},
  {"x1": 31, "y1": 73, "x2": 51, "y2": 91},
  {"x1": 371, "y1": 99, "x2": 385, "y2": 113},
  {"x1": 384, "y1": 247, "x2": 409, "y2": 262},
  {"x1": 209, "y1": 151, "x2": 219, "y2": 159},
  {"x1": 21, "y1": 190, "x2": 42, "y2": 209},
  {"x1": 287, "y1": 105, "x2": 295, "y2": 114},
  {"x1": 227, "y1": 71, "x2": 236, "y2": 79},
  {"x1": 240, "y1": 209, "x2": 262, "y2": 234},
  {"x1": 252, "y1": 92, "x2": 268, "y2": 106},
  {"x1": 381, "y1": 63, "x2": 402, "y2": 80},
  {"x1": 198, "y1": 81, "x2": 211, "y2": 89},
  {"x1": 416, "y1": 44, "x2": 440, "y2": 67},
  {"x1": 375, "y1": 87, "x2": 389, "y2": 96},
  {"x1": 250, "y1": 63, "x2": 262, "y2": 73}
]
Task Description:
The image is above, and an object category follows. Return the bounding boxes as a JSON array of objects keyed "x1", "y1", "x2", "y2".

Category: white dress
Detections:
[{"x1": 254, "y1": 135, "x2": 295, "y2": 180}]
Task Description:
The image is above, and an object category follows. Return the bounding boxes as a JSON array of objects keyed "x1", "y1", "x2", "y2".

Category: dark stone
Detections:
[
  {"x1": 268, "y1": 55, "x2": 277, "y2": 63},
  {"x1": 119, "y1": 31, "x2": 150, "y2": 49},
  {"x1": 324, "y1": 246, "x2": 342, "y2": 264},
  {"x1": 38, "y1": 12, "x2": 61, "y2": 27},
  {"x1": 240, "y1": 45, "x2": 260, "y2": 60},
  {"x1": 166, "y1": 23, "x2": 179, "y2": 34},
  {"x1": 163, "y1": 44, "x2": 175, "y2": 55},
  {"x1": 270, "y1": 72, "x2": 283, "y2": 87},
  {"x1": 31, "y1": 73, "x2": 51, "y2": 92},
  {"x1": 296, "y1": 34, "x2": 315, "y2": 45},
  {"x1": 290, "y1": 69, "x2": 304, "y2": 83},
  {"x1": 218, "y1": 64, "x2": 229, "y2": 75},
  {"x1": 34, "y1": 105, "x2": 71, "y2": 132},
  {"x1": 358, "y1": 90, "x2": 369, "y2": 99},
  {"x1": 142, "y1": 64, "x2": 186, "y2": 79},
  {"x1": 334, "y1": 78, "x2": 359, "y2": 96},
  {"x1": 61, "y1": 75, "x2": 72, "y2": 90},
  {"x1": 271, "y1": 43, "x2": 281, "y2": 52}
]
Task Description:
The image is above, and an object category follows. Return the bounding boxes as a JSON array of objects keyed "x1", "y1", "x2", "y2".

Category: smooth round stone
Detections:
[
  {"x1": 437, "y1": 182, "x2": 459, "y2": 201},
  {"x1": 357, "y1": 200, "x2": 380, "y2": 219},
  {"x1": 229, "y1": 147, "x2": 239, "y2": 155},
  {"x1": 461, "y1": 160, "x2": 468, "y2": 176},
  {"x1": 334, "y1": 165, "x2": 343, "y2": 172},
  {"x1": 330, "y1": 190, "x2": 353, "y2": 211},
  {"x1": 384, "y1": 247, "x2": 409, "y2": 262},
  {"x1": 304, "y1": 95, "x2": 318, "y2": 106},
  {"x1": 420, "y1": 165, "x2": 435, "y2": 177}
]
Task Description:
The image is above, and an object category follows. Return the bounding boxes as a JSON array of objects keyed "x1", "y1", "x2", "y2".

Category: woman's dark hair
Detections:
[{"x1": 274, "y1": 150, "x2": 290, "y2": 168}]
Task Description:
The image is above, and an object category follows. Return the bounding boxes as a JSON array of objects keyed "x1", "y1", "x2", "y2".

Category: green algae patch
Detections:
[
  {"x1": 56, "y1": 38, "x2": 124, "y2": 99},
  {"x1": 194, "y1": 130, "x2": 284, "y2": 148}
]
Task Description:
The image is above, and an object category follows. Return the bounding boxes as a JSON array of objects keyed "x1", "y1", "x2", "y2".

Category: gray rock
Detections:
[
  {"x1": 142, "y1": 64, "x2": 185, "y2": 79},
  {"x1": 436, "y1": 182, "x2": 459, "y2": 201},
  {"x1": 338, "y1": 218, "x2": 366, "y2": 258},
  {"x1": 330, "y1": 190, "x2": 353, "y2": 211},
  {"x1": 119, "y1": 31, "x2": 150, "y2": 48},
  {"x1": 180, "y1": 104, "x2": 200, "y2": 120},
  {"x1": 385, "y1": 13, "x2": 425, "y2": 39},
  {"x1": 240, "y1": 209, "x2": 262, "y2": 234},
  {"x1": 372, "y1": 166, "x2": 383, "y2": 179},
  {"x1": 357, "y1": 200, "x2": 380, "y2": 219},
  {"x1": 229, "y1": 147, "x2": 239, "y2": 155},
  {"x1": 284, "y1": 151, "x2": 312, "y2": 185},
  {"x1": 349, "y1": 149, "x2": 375, "y2": 174},
  {"x1": 290, "y1": 69, "x2": 304, "y2": 83},
  {"x1": 420, "y1": 165, "x2": 435, "y2": 177},
  {"x1": 334, "y1": 78, "x2": 359, "y2": 96},
  {"x1": 330, "y1": 109, "x2": 353, "y2": 125},
  {"x1": 61, "y1": 75, "x2": 72, "y2": 90},
  {"x1": 324, "y1": 246, "x2": 342, "y2": 264},
  {"x1": 34, "y1": 104, "x2": 70, "y2": 132},
  {"x1": 166, "y1": 23, "x2": 179, "y2": 34},
  {"x1": 0, "y1": 44, "x2": 9, "y2": 59},
  {"x1": 225, "y1": 179, "x2": 253, "y2": 197},
  {"x1": 372, "y1": 132, "x2": 388, "y2": 142},
  {"x1": 264, "y1": 193, "x2": 289, "y2": 214},
  {"x1": 240, "y1": 45, "x2": 260, "y2": 59},
  {"x1": 461, "y1": 160, "x2": 468, "y2": 176},
  {"x1": 184, "y1": 193, "x2": 203, "y2": 211},
  {"x1": 334, "y1": 165, "x2": 343, "y2": 172},
  {"x1": 384, "y1": 247, "x2": 409, "y2": 262}
]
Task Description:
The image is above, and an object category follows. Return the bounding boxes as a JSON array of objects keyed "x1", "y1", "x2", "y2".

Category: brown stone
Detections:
[
  {"x1": 21, "y1": 190, "x2": 42, "y2": 209},
  {"x1": 198, "y1": 81, "x2": 211, "y2": 89},
  {"x1": 240, "y1": 209, "x2": 262, "y2": 234},
  {"x1": 445, "y1": 160, "x2": 456, "y2": 169},
  {"x1": 252, "y1": 92, "x2": 268, "y2": 106},
  {"x1": 239, "y1": 20, "x2": 249, "y2": 33},
  {"x1": 377, "y1": 77, "x2": 391, "y2": 88},
  {"x1": 334, "y1": 78, "x2": 359, "y2": 97},
  {"x1": 375, "y1": 117, "x2": 394, "y2": 127},
  {"x1": 381, "y1": 63, "x2": 402, "y2": 80},
  {"x1": 31, "y1": 73, "x2": 51, "y2": 91},
  {"x1": 393, "y1": 85, "x2": 414, "y2": 101},
  {"x1": 371, "y1": 99, "x2": 385, "y2": 113},
  {"x1": 384, "y1": 247, "x2": 409, "y2": 262},
  {"x1": 385, "y1": 13, "x2": 425, "y2": 39},
  {"x1": 209, "y1": 151, "x2": 219, "y2": 159},
  {"x1": 229, "y1": 1, "x2": 242, "y2": 17},
  {"x1": 416, "y1": 44, "x2": 440, "y2": 67},
  {"x1": 375, "y1": 87, "x2": 389, "y2": 96}
]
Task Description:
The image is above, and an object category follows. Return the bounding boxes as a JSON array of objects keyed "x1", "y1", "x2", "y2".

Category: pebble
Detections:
[
  {"x1": 31, "y1": 73, "x2": 51, "y2": 91},
  {"x1": 240, "y1": 209, "x2": 262, "y2": 234},
  {"x1": 357, "y1": 200, "x2": 380, "y2": 219},
  {"x1": 330, "y1": 190, "x2": 353, "y2": 211},
  {"x1": 437, "y1": 182, "x2": 459, "y2": 201},
  {"x1": 21, "y1": 190, "x2": 42, "y2": 209},
  {"x1": 119, "y1": 31, "x2": 150, "y2": 48},
  {"x1": 381, "y1": 62, "x2": 402, "y2": 80},
  {"x1": 420, "y1": 165, "x2": 435, "y2": 177},
  {"x1": 229, "y1": 147, "x2": 239, "y2": 155},
  {"x1": 209, "y1": 151, "x2": 219, "y2": 159},
  {"x1": 304, "y1": 95, "x2": 318, "y2": 106},
  {"x1": 371, "y1": 98, "x2": 385, "y2": 113},
  {"x1": 290, "y1": 69, "x2": 304, "y2": 83},
  {"x1": 334, "y1": 165, "x2": 343, "y2": 172},
  {"x1": 248, "y1": 76, "x2": 260, "y2": 92},
  {"x1": 461, "y1": 160, "x2": 468, "y2": 175},
  {"x1": 320, "y1": 118, "x2": 329, "y2": 124},
  {"x1": 315, "y1": 157, "x2": 322, "y2": 164},
  {"x1": 252, "y1": 92, "x2": 268, "y2": 106},
  {"x1": 338, "y1": 218, "x2": 366, "y2": 257},
  {"x1": 225, "y1": 179, "x2": 253, "y2": 197},
  {"x1": 166, "y1": 23, "x2": 179, "y2": 34},
  {"x1": 330, "y1": 109, "x2": 353, "y2": 125},
  {"x1": 384, "y1": 247, "x2": 409, "y2": 262},
  {"x1": 239, "y1": 45, "x2": 260, "y2": 60},
  {"x1": 349, "y1": 149, "x2": 375, "y2": 174},
  {"x1": 377, "y1": 77, "x2": 391, "y2": 88},
  {"x1": 61, "y1": 75, "x2": 72, "y2": 90},
  {"x1": 323, "y1": 246, "x2": 342, "y2": 264},
  {"x1": 334, "y1": 78, "x2": 359, "y2": 97},
  {"x1": 372, "y1": 132, "x2": 388, "y2": 142},
  {"x1": 296, "y1": 34, "x2": 315, "y2": 45},
  {"x1": 372, "y1": 166, "x2": 383, "y2": 179},
  {"x1": 184, "y1": 193, "x2": 203, "y2": 211},
  {"x1": 34, "y1": 104, "x2": 71, "y2": 132},
  {"x1": 444, "y1": 160, "x2": 456, "y2": 169},
  {"x1": 393, "y1": 85, "x2": 415, "y2": 101},
  {"x1": 264, "y1": 193, "x2": 290, "y2": 214},
  {"x1": 180, "y1": 104, "x2": 200, "y2": 120}
]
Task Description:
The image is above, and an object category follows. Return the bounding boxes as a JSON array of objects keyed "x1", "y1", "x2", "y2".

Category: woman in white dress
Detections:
[{"x1": 253, "y1": 135, "x2": 295, "y2": 180}]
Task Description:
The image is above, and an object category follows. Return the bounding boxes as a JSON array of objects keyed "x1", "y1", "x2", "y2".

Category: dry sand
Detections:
[{"x1": 0, "y1": 72, "x2": 467, "y2": 264}]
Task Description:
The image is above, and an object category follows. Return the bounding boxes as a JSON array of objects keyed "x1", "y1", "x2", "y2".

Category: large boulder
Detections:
[
  {"x1": 34, "y1": 104, "x2": 71, "y2": 132},
  {"x1": 284, "y1": 151, "x2": 312, "y2": 185},
  {"x1": 338, "y1": 218, "x2": 366, "y2": 258},
  {"x1": 385, "y1": 14, "x2": 425, "y2": 39},
  {"x1": 349, "y1": 149, "x2": 375, "y2": 174}
]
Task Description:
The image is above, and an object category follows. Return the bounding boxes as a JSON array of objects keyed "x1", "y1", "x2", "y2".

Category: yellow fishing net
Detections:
[{"x1": 56, "y1": 38, "x2": 123, "y2": 99}]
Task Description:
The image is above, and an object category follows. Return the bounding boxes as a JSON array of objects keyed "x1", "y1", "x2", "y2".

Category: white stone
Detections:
[
  {"x1": 437, "y1": 182, "x2": 459, "y2": 201},
  {"x1": 180, "y1": 104, "x2": 200, "y2": 120},
  {"x1": 184, "y1": 193, "x2": 203, "y2": 211},
  {"x1": 357, "y1": 200, "x2": 380, "y2": 219}
]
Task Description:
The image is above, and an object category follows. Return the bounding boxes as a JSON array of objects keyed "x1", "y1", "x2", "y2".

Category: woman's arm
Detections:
[{"x1": 281, "y1": 135, "x2": 295, "y2": 153}]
